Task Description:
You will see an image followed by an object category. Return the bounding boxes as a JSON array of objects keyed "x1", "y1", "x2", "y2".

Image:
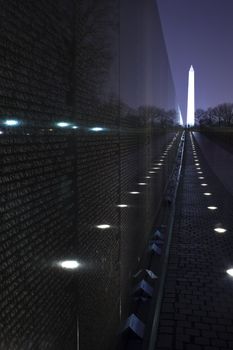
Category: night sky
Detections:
[{"x1": 157, "y1": 0, "x2": 233, "y2": 119}]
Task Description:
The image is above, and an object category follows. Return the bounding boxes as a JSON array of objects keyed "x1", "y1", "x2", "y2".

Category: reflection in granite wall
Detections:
[{"x1": 0, "y1": 1, "x2": 179, "y2": 350}]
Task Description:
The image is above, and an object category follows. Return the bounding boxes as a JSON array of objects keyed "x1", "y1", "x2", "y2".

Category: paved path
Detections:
[
  {"x1": 155, "y1": 131, "x2": 233, "y2": 350},
  {"x1": 193, "y1": 132, "x2": 233, "y2": 196}
]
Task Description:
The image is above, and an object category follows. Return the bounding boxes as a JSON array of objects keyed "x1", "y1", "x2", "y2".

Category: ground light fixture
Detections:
[
  {"x1": 90, "y1": 127, "x2": 105, "y2": 132},
  {"x1": 5, "y1": 119, "x2": 19, "y2": 126},
  {"x1": 145, "y1": 176, "x2": 151, "y2": 179},
  {"x1": 207, "y1": 206, "x2": 218, "y2": 210},
  {"x1": 201, "y1": 183, "x2": 208, "y2": 186},
  {"x1": 226, "y1": 269, "x2": 233, "y2": 277},
  {"x1": 57, "y1": 122, "x2": 70, "y2": 127},
  {"x1": 117, "y1": 204, "x2": 128, "y2": 208},
  {"x1": 198, "y1": 171, "x2": 203, "y2": 174},
  {"x1": 96, "y1": 224, "x2": 111, "y2": 229},
  {"x1": 138, "y1": 183, "x2": 147, "y2": 186},
  {"x1": 59, "y1": 260, "x2": 80, "y2": 269},
  {"x1": 214, "y1": 227, "x2": 227, "y2": 233},
  {"x1": 129, "y1": 191, "x2": 140, "y2": 194},
  {"x1": 149, "y1": 171, "x2": 156, "y2": 174},
  {"x1": 199, "y1": 177, "x2": 204, "y2": 179},
  {"x1": 204, "y1": 193, "x2": 212, "y2": 196}
]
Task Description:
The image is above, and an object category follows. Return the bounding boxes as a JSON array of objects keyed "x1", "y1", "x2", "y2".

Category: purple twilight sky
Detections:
[{"x1": 157, "y1": 0, "x2": 233, "y2": 120}]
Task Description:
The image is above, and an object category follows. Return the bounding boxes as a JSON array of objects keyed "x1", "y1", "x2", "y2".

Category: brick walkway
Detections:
[{"x1": 155, "y1": 131, "x2": 233, "y2": 350}]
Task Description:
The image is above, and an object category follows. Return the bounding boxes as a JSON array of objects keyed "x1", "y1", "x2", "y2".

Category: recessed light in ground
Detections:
[
  {"x1": 117, "y1": 204, "x2": 128, "y2": 208},
  {"x1": 204, "y1": 192, "x2": 212, "y2": 196},
  {"x1": 214, "y1": 227, "x2": 227, "y2": 233},
  {"x1": 96, "y1": 224, "x2": 111, "y2": 229},
  {"x1": 59, "y1": 260, "x2": 80, "y2": 269},
  {"x1": 207, "y1": 206, "x2": 218, "y2": 210},
  {"x1": 201, "y1": 183, "x2": 208, "y2": 186},
  {"x1": 138, "y1": 183, "x2": 147, "y2": 186},
  {"x1": 226, "y1": 269, "x2": 233, "y2": 277}
]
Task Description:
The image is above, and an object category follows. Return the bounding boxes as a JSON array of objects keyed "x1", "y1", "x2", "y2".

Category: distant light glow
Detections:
[
  {"x1": 96, "y1": 224, "x2": 111, "y2": 229},
  {"x1": 178, "y1": 105, "x2": 183, "y2": 126},
  {"x1": 198, "y1": 171, "x2": 203, "y2": 174},
  {"x1": 72, "y1": 126, "x2": 78, "y2": 129},
  {"x1": 0, "y1": 131, "x2": 3, "y2": 135},
  {"x1": 204, "y1": 192, "x2": 212, "y2": 196},
  {"x1": 90, "y1": 127, "x2": 104, "y2": 132},
  {"x1": 117, "y1": 204, "x2": 128, "y2": 208},
  {"x1": 201, "y1": 183, "x2": 208, "y2": 186},
  {"x1": 57, "y1": 122, "x2": 70, "y2": 127},
  {"x1": 153, "y1": 167, "x2": 160, "y2": 170},
  {"x1": 208, "y1": 206, "x2": 218, "y2": 210},
  {"x1": 226, "y1": 269, "x2": 233, "y2": 277},
  {"x1": 197, "y1": 167, "x2": 201, "y2": 170},
  {"x1": 145, "y1": 176, "x2": 151, "y2": 179},
  {"x1": 5, "y1": 119, "x2": 19, "y2": 126},
  {"x1": 199, "y1": 177, "x2": 204, "y2": 179},
  {"x1": 59, "y1": 260, "x2": 80, "y2": 269},
  {"x1": 149, "y1": 171, "x2": 156, "y2": 174},
  {"x1": 129, "y1": 191, "x2": 140, "y2": 194},
  {"x1": 214, "y1": 228, "x2": 227, "y2": 233},
  {"x1": 195, "y1": 163, "x2": 200, "y2": 166}
]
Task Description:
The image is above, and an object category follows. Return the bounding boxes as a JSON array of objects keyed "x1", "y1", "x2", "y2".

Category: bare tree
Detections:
[{"x1": 213, "y1": 103, "x2": 233, "y2": 126}]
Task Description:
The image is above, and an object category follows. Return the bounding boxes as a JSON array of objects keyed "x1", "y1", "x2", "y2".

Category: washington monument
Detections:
[{"x1": 186, "y1": 65, "x2": 195, "y2": 126}]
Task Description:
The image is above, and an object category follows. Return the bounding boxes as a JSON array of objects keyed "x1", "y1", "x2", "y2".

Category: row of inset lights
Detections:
[
  {"x1": 191, "y1": 134, "x2": 227, "y2": 236},
  {"x1": 129, "y1": 136, "x2": 177, "y2": 196},
  {"x1": 0, "y1": 119, "x2": 106, "y2": 132},
  {"x1": 95, "y1": 136, "x2": 179, "y2": 230},
  {"x1": 57, "y1": 134, "x2": 180, "y2": 271},
  {"x1": 191, "y1": 136, "x2": 213, "y2": 199}
]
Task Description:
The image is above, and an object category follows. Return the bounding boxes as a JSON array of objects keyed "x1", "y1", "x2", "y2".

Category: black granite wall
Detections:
[{"x1": 0, "y1": 1, "x2": 179, "y2": 349}]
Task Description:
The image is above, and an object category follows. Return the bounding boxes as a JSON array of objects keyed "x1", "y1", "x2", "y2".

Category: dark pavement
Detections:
[
  {"x1": 193, "y1": 132, "x2": 233, "y2": 196},
  {"x1": 155, "y1": 131, "x2": 233, "y2": 350}
]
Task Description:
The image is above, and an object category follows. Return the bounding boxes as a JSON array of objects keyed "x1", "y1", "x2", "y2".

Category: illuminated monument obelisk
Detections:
[{"x1": 186, "y1": 65, "x2": 195, "y2": 126}]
